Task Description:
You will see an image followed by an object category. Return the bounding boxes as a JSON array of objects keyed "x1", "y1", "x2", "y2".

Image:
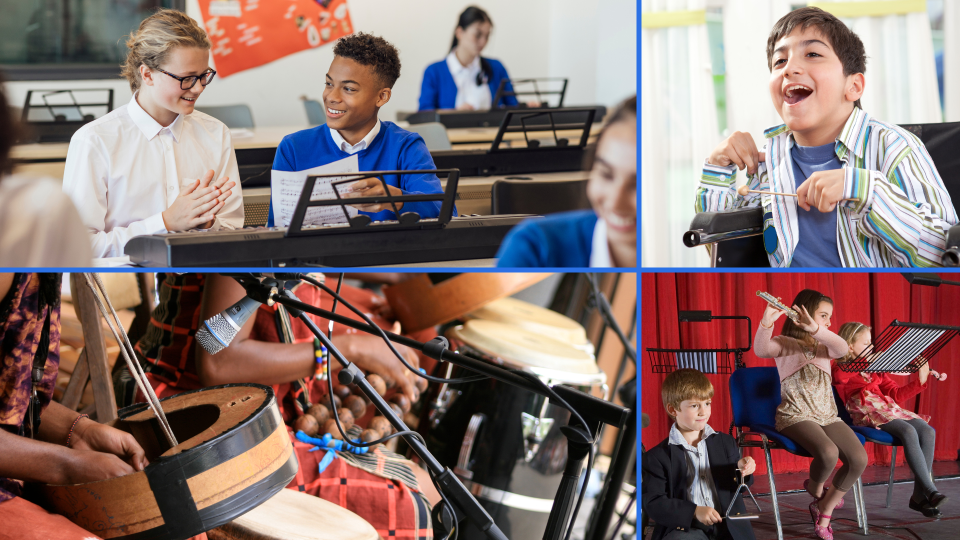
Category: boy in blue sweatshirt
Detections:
[{"x1": 268, "y1": 33, "x2": 450, "y2": 226}]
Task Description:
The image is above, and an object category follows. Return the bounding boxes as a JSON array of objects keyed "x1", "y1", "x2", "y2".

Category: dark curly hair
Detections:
[{"x1": 332, "y1": 32, "x2": 401, "y2": 89}]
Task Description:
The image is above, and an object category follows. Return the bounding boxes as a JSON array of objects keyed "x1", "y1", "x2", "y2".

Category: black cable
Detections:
[
  {"x1": 587, "y1": 274, "x2": 636, "y2": 364},
  {"x1": 298, "y1": 273, "x2": 488, "y2": 385},
  {"x1": 428, "y1": 466, "x2": 460, "y2": 540},
  {"x1": 512, "y1": 370, "x2": 595, "y2": 540}
]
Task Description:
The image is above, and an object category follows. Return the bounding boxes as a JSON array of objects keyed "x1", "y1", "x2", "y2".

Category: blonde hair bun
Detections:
[{"x1": 121, "y1": 9, "x2": 211, "y2": 92}]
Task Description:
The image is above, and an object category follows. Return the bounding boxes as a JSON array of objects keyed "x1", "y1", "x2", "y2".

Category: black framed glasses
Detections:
[{"x1": 156, "y1": 68, "x2": 216, "y2": 90}]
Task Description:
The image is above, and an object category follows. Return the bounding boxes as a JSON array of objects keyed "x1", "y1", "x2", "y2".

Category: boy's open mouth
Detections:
[{"x1": 784, "y1": 84, "x2": 812, "y2": 105}]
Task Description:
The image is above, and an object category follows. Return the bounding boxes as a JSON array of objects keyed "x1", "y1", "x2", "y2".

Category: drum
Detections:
[
  {"x1": 42, "y1": 385, "x2": 298, "y2": 540},
  {"x1": 466, "y1": 296, "x2": 594, "y2": 354},
  {"x1": 421, "y1": 320, "x2": 606, "y2": 540},
  {"x1": 207, "y1": 488, "x2": 378, "y2": 540}
]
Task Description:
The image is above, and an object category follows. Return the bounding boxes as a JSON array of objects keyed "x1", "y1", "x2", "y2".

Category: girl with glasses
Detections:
[{"x1": 63, "y1": 9, "x2": 243, "y2": 259}]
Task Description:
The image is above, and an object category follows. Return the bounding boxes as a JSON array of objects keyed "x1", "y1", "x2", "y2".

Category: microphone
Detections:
[{"x1": 196, "y1": 296, "x2": 262, "y2": 354}]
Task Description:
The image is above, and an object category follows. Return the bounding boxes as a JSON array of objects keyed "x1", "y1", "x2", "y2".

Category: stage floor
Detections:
[{"x1": 747, "y1": 462, "x2": 960, "y2": 540}]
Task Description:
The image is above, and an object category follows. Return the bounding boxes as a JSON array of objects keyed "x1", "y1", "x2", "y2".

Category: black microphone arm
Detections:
[{"x1": 227, "y1": 274, "x2": 631, "y2": 540}]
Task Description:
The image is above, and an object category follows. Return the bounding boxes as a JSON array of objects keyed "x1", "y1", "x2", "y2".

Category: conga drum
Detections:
[
  {"x1": 466, "y1": 296, "x2": 595, "y2": 355},
  {"x1": 421, "y1": 320, "x2": 606, "y2": 540},
  {"x1": 41, "y1": 384, "x2": 298, "y2": 540},
  {"x1": 207, "y1": 488, "x2": 378, "y2": 540}
]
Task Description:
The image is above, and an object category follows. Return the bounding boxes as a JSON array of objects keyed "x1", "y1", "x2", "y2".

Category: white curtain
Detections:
[
  {"x1": 641, "y1": 0, "x2": 718, "y2": 267},
  {"x1": 945, "y1": 0, "x2": 960, "y2": 121},
  {"x1": 815, "y1": 0, "x2": 942, "y2": 124}
]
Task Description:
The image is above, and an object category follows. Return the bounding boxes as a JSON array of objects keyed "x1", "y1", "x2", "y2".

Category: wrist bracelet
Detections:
[
  {"x1": 313, "y1": 338, "x2": 328, "y2": 380},
  {"x1": 66, "y1": 414, "x2": 89, "y2": 448}
]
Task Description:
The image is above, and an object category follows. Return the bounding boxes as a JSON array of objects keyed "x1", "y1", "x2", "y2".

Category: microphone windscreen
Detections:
[{"x1": 196, "y1": 313, "x2": 238, "y2": 354}]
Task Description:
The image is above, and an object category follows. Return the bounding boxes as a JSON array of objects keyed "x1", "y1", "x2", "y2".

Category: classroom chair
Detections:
[
  {"x1": 685, "y1": 121, "x2": 960, "y2": 267},
  {"x1": 833, "y1": 387, "x2": 904, "y2": 508},
  {"x1": 491, "y1": 178, "x2": 590, "y2": 215},
  {"x1": 302, "y1": 98, "x2": 325, "y2": 126},
  {"x1": 406, "y1": 122, "x2": 452, "y2": 151},
  {"x1": 729, "y1": 367, "x2": 869, "y2": 540},
  {"x1": 196, "y1": 104, "x2": 255, "y2": 128}
]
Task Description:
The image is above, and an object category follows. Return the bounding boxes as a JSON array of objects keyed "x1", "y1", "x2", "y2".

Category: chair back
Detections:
[
  {"x1": 899, "y1": 122, "x2": 960, "y2": 203},
  {"x1": 832, "y1": 386, "x2": 857, "y2": 424},
  {"x1": 196, "y1": 105, "x2": 255, "y2": 128},
  {"x1": 728, "y1": 367, "x2": 781, "y2": 428},
  {"x1": 303, "y1": 99, "x2": 325, "y2": 126},
  {"x1": 406, "y1": 122, "x2": 452, "y2": 151},
  {"x1": 492, "y1": 179, "x2": 590, "y2": 215}
]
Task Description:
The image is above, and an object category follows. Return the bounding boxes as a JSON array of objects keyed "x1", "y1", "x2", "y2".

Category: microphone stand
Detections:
[{"x1": 236, "y1": 275, "x2": 630, "y2": 540}]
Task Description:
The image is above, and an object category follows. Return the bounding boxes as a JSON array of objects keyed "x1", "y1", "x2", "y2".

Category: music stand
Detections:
[
  {"x1": 18, "y1": 89, "x2": 114, "y2": 143},
  {"x1": 834, "y1": 320, "x2": 960, "y2": 374},
  {"x1": 489, "y1": 107, "x2": 596, "y2": 153},
  {"x1": 284, "y1": 169, "x2": 459, "y2": 238},
  {"x1": 646, "y1": 310, "x2": 753, "y2": 374},
  {"x1": 492, "y1": 77, "x2": 568, "y2": 108}
]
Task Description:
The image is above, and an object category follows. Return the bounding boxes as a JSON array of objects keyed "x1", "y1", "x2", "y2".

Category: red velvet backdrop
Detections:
[{"x1": 641, "y1": 273, "x2": 960, "y2": 476}]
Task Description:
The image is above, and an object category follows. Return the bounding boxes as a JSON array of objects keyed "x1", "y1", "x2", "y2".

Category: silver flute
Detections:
[{"x1": 756, "y1": 291, "x2": 800, "y2": 323}]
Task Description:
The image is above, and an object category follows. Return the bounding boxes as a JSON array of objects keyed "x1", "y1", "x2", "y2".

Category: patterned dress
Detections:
[
  {"x1": 832, "y1": 364, "x2": 930, "y2": 428},
  {"x1": 0, "y1": 273, "x2": 62, "y2": 502}
]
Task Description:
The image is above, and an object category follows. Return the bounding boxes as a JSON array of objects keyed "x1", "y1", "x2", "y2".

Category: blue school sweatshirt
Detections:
[
  {"x1": 495, "y1": 210, "x2": 598, "y2": 268},
  {"x1": 267, "y1": 121, "x2": 451, "y2": 226},
  {"x1": 418, "y1": 57, "x2": 519, "y2": 111}
]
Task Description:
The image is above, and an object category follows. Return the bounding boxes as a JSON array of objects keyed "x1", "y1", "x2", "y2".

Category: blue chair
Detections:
[
  {"x1": 729, "y1": 367, "x2": 868, "y2": 540},
  {"x1": 833, "y1": 386, "x2": 903, "y2": 508}
]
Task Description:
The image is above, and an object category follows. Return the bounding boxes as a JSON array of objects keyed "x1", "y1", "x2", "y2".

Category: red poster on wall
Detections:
[{"x1": 197, "y1": 0, "x2": 353, "y2": 78}]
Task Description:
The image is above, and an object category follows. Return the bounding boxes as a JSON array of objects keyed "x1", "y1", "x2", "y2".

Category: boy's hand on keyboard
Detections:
[
  {"x1": 345, "y1": 178, "x2": 405, "y2": 213},
  {"x1": 708, "y1": 132, "x2": 766, "y2": 176},
  {"x1": 162, "y1": 170, "x2": 233, "y2": 231},
  {"x1": 796, "y1": 169, "x2": 844, "y2": 212}
]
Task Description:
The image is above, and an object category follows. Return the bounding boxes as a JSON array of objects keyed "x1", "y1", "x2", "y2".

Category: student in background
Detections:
[
  {"x1": 496, "y1": 95, "x2": 636, "y2": 267},
  {"x1": 63, "y1": 9, "x2": 242, "y2": 259},
  {"x1": 0, "y1": 76, "x2": 91, "y2": 267},
  {"x1": 418, "y1": 6, "x2": 519, "y2": 111},
  {"x1": 268, "y1": 33, "x2": 449, "y2": 227}
]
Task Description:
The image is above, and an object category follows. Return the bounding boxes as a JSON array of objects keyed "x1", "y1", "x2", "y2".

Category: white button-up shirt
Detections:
[
  {"x1": 62, "y1": 93, "x2": 244, "y2": 258},
  {"x1": 446, "y1": 51, "x2": 492, "y2": 111},
  {"x1": 329, "y1": 119, "x2": 381, "y2": 154},
  {"x1": 590, "y1": 218, "x2": 613, "y2": 267},
  {"x1": 668, "y1": 422, "x2": 722, "y2": 511}
]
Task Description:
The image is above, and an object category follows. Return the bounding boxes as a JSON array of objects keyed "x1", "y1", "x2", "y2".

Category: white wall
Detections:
[{"x1": 3, "y1": 0, "x2": 636, "y2": 128}]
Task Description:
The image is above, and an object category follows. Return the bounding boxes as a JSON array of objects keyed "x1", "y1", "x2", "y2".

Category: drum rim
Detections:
[{"x1": 449, "y1": 327, "x2": 607, "y2": 387}]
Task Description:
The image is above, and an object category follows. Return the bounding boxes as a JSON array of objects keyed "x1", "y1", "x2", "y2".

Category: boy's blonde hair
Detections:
[
  {"x1": 661, "y1": 369, "x2": 714, "y2": 418},
  {"x1": 121, "y1": 9, "x2": 211, "y2": 92},
  {"x1": 837, "y1": 321, "x2": 871, "y2": 363}
]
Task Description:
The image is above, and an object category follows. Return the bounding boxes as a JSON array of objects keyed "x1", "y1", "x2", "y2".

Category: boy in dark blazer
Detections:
[{"x1": 643, "y1": 369, "x2": 758, "y2": 540}]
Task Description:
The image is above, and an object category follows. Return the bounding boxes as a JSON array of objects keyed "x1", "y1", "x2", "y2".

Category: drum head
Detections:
[
  {"x1": 217, "y1": 488, "x2": 378, "y2": 540},
  {"x1": 449, "y1": 320, "x2": 605, "y2": 386},
  {"x1": 467, "y1": 297, "x2": 591, "y2": 351}
]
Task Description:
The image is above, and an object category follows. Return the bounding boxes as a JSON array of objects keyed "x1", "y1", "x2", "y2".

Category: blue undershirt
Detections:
[{"x1": 790, "y1": 142, "x2": 843, "y2": 267}]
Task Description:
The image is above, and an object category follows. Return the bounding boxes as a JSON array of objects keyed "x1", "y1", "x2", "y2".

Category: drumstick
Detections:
[{"x1": 736, "y1": 185, "x2": 856, "y2": 201}]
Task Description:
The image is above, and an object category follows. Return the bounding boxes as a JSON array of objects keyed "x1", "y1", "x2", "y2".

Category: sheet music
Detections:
[
  {"x1": 868, "y1": 327, "x2": 944, "y2": 372},
  {"x1": 270, "y1": 155, "x2": 359, "y2": 228}
]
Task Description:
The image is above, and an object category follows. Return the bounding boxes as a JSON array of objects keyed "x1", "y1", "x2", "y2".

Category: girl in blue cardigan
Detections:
[
  {"x1": 496, "y1": 95, "x2": 636, "y2": 267},
  {"x1": 418, "y1": 6, "x2": 519, "y2": 111}
]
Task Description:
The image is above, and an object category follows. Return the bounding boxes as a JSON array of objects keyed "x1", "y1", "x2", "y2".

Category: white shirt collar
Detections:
[
  {"x1": 668, "y1": 422, "x2": 716, "y2": 449},
  {"x1": 329, "y1": 119, "x2": 381, "y2": 154},
  {"x1": 589, "y1": 218, "x2": 614, "y2": 267},
  {"x1": 446, "y1": 51, "x2": 482, "y2": 79},
  {"x1": 127, "y1": 92, "x2": 184, "y2": 142}
]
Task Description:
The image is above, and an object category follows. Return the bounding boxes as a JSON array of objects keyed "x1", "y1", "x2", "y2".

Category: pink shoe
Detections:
[
  {"x1": 803, "y1": 479, "x2": 844, "y2": 509},
  {"x1": 810, "y1": 499, "x2": 834, "y2": 540}
]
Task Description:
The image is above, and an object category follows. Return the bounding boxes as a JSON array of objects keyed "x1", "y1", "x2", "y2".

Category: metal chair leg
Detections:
[
  {"x1": 764, "y1": 445, "x2": 783, "y2": 540},
  {"x1": 886, "y1": 446, "x2": 896, "y2": 508},
  {"x1": 858, "y1": 478, "x2": 869, "y2": 535},
  {"x1": 853, "y1": 482, "x2": 863, "y2": 528}
]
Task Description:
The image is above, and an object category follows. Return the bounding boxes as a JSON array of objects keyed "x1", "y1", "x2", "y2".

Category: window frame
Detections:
[{"x1": 1, "y1": 0, "x2": 187, "y2": 81}]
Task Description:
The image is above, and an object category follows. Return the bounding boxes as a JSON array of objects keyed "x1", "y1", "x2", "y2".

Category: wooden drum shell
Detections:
[{"x1": 41, "y1": 384, "x2": 298, "y2": 540}]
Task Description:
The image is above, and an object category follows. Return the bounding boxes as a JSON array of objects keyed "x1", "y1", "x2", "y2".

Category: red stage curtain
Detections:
[{"x1": 641, "y1": 273, "x2": 960, "y2": 476}]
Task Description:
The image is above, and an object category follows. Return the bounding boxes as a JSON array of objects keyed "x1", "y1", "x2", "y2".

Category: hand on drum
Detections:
[
  {"x1": 70, "y1": 416, "x2": 149, "y2": 472},
  {"x1": 333, "y1": 333, "x2": 421, "y2": 403}
]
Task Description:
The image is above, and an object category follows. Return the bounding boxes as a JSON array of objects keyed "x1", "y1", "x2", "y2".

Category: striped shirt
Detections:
[{"x1": 696, "y1": 107, "x2": 958, "y2": 267}]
